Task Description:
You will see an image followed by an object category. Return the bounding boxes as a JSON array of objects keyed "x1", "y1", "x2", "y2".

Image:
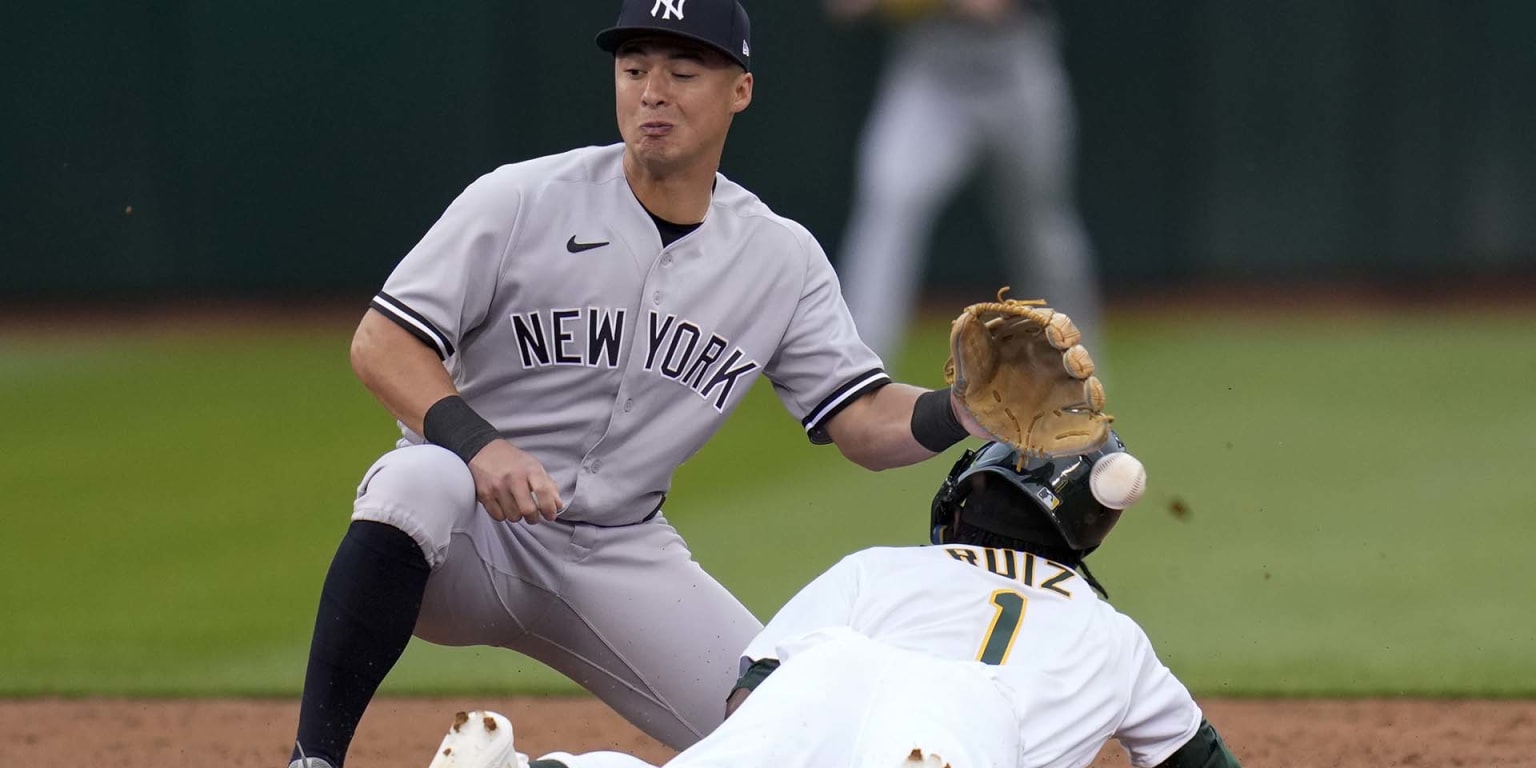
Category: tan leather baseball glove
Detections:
[{"x1": 945, "y1": 289, "x2": 1112, "y2": 459}]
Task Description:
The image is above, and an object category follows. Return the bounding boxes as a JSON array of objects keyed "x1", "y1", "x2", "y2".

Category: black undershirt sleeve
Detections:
[
  {"x1": 730, "y1": 657, "x2": 781, "y2": 695},
  {"x1": 1154, "y1": 719, "x2": 1242, "y2": 768}
]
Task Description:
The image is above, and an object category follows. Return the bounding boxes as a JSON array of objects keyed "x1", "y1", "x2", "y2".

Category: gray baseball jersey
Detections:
[
  {"x1": 370, "y1": 143, "x2": 888, "y2": 524},
  {"x1": 351, "y1": 142, "x2": 888, "y2": 748}
]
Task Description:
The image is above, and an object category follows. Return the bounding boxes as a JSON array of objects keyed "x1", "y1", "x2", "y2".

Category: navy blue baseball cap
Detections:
[{"x1": 596, "y1": 0, "x2": 752, "y2": 71}]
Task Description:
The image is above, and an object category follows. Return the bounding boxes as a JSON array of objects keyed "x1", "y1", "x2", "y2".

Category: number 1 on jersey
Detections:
[{"x1": 977, "y1": 589, "x2": 1028, "y2": 664}]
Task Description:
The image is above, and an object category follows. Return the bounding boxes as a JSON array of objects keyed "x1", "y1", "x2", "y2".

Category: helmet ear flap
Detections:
[
  {"x1": 930, "y1": 522, "x2": 951, "y2": 546},
  {"x1": 930, "y1": 448, "x2": 977, "y2": 545}
]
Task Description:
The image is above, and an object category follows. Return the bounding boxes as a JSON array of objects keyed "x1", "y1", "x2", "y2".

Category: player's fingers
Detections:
[
  {"x1": 507, "y1": 483, "x2": 543, "y2": 525},
  {"x1": 477, "y1": 487, "x2": 509, "y2": 522},
  {"x1": 477, "y1": 472, "x2": 523, "y2": 523},
  {"x1": 529, "y1": 475, "x2": 563, "y2": 521}
]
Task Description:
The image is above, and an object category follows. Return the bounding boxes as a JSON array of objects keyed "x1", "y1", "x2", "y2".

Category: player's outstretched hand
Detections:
[{"x1": 467, "y1": 440, "x2": 563, "y2": 524}]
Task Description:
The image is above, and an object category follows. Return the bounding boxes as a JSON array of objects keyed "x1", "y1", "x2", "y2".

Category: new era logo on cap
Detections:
[{"x1": 596, "y1": 0, "x2": 752, "y2": 71}]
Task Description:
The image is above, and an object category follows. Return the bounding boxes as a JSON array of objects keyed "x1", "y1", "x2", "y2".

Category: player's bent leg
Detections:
[
  {"x1": 396, "y1": 509, "x2": 755, "y2": 751},
  {"x1": 841, "y1": 58, "x2": 976, "y2": 358},
  {"x1": 1003, "y1": 189, "x2": 1100, "y2": 353},
  {"x1": 291, "y1": 446, "x2": 481, "y2": 768},
  {"x1": 351, "y1": 444, "x2": 480, "y2": 566},
  {"x1": 404, "y1": 515, "x2": 727, "y2": 749},
  {"x1": 410, "y1": 518, "x2": 567, "y2": 649},
  {"x1": 511, "y1": 516, "x2": 763, "y2": 750},
  {"x1": 985, "y1": 25, "x2": 1103, "y2": 354}
]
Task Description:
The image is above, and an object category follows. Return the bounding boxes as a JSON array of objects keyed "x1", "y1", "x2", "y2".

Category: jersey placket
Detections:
[{"x1": 569, "y1": 229, "x2": 692, "y2": 523}]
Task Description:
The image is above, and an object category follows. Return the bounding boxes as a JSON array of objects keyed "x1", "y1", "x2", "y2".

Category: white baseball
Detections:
[{"x1": 1090, "y1": 453, "x2": 1147, "y2": 510}]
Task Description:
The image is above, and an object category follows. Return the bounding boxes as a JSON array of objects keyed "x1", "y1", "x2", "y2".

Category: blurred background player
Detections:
[
  {"x1": 828, "y1": 0, "x2": 1103, "y2": 361},
  {"x1": 432, "y1": 433, "x2": 1241, "y2": 768}
]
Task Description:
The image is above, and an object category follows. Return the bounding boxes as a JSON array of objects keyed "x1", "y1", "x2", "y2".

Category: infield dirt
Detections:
[{"x1": 3, "y1": 697, "x2": 1534, "y2": 767}]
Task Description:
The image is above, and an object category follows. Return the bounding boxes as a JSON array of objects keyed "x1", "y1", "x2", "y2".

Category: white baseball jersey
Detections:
[
  {"x1": 733, "y1": 545, "x2": 1203, "y2": 768},
  {"x1": 534, "y1": 545, "x2": 1205, "y2": 768},
  {"x1": 369, "y1": 143, "x2": 888, "y2": 525}
]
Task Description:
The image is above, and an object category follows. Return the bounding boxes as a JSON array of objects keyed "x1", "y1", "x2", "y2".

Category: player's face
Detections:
[{"x1": 614, "y1": 39, "x2": 752, "y2": 175}]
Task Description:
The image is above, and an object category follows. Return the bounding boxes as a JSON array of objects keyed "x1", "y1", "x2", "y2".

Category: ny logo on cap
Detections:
[{"x1": 651, "y1": 0, "x2": 685, "y2": 20}]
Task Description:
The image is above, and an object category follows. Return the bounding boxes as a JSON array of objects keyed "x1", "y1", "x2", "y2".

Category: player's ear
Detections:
[{"x1": 731, "y1": 71, "x2": 753, "y2": 114}]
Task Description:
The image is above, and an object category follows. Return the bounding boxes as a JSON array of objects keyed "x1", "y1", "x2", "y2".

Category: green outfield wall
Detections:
[{"x1": 5, "y1": 1, "x2": 1534, "y2": 299}]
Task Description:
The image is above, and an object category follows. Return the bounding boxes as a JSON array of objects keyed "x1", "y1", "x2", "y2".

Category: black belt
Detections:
[{"x1": 558, "y1": 494, "x2": 665, "y2": 528}]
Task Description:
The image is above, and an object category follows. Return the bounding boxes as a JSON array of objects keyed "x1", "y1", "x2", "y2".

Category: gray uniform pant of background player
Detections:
[
  {"x1": 839, "y1": 13, "x2": 1101, "y2": 359},
  {"x1": 353, "y1": 445, "x2": 762, "y2": 747}
]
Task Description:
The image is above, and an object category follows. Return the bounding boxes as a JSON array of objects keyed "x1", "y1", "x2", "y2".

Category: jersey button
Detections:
[
  {"x1": 652, "y1": 291, "x2": 662, "y2": 305},
  {"x1": 661, "y1": 254, "x2": 673, "y2": 267},
  {"x1": 591, "y1": 459, "x2": 603, "y2": 472},
  {"x1": 623, "y1": 398, "x2": 634, "y2": 412}
]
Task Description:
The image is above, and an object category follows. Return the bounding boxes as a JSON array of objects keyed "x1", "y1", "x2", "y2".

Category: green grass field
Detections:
[{"x1": 2, "y1": 307, "x2": 1534, "y2": 697}]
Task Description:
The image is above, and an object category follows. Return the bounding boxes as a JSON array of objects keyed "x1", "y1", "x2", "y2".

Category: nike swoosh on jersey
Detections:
[{"x1": 566, "y1": 236, "x2": 611, "y2": 253}]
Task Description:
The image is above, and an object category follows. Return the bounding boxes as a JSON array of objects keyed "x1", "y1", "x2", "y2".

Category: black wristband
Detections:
[
  {"x1": 911, "y1": 387, "x2": 970, "y2": 453},
  {"x1": 422, "y1": 395, "x2": 500, "y2": 464}
]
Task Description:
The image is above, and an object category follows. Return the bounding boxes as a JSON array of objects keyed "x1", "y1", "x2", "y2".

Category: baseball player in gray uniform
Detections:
[
  {"x1": 828, "y1": 0, "x2": 1102, "y2": 360},
  {"x1": 287, "y1": 1, "x2": 993, "y2": 767}
]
